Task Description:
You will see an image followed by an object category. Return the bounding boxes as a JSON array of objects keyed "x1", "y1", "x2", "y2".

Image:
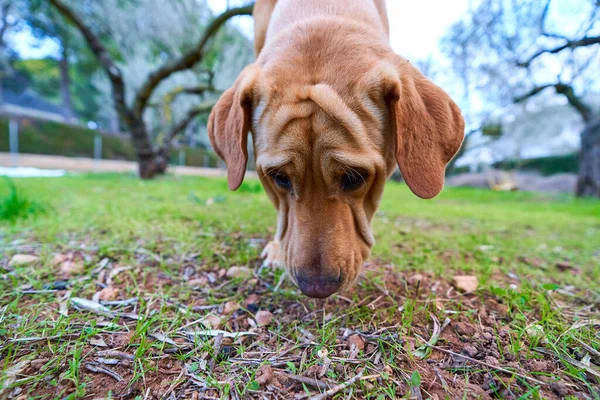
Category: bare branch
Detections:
[
  {"x1": 517, "y1": 35, "x2": 600, "y2": 67},
  {"x1": 515, "y1": 83, "x2": 594, "y2": 122},
  {"x1": 49, "y1": 0, "x2": 156, "y2": 160},
  {"x1": 162, "y1": 100, "x2": 217, "y2": 152},
  {"x1": 0, "y1": 2, "x2": 13, "y2": 47},
  {"x1": 163, "y1": 85, "x2": 219, "y2": 105},
  {"x1": 514, "y1": 84, "x2": 555, "y2": 103},
  {"x1": 48, "y1": 0, "x2": 133, "y2": 120},
  {"x1": 132, "y1": 3, "x2": 254, "y2": 119}
]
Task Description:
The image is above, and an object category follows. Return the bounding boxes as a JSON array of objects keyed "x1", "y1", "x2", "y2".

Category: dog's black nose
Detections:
[{"x1": 296, "y1": 270, "x2": 342, "y2": 298}]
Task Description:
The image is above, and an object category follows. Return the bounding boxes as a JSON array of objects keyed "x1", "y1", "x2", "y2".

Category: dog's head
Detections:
[{"x1": 209, "y1": 45, "x2": 464, "y2": 298}]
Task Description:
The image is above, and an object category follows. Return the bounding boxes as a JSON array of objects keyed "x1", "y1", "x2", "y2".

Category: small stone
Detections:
[
  {"x1": 9, "y1": 254, "x2": 39, "y2": 267},
  {"x1": 484, "y1": 356, "x2": 499, "y2": 366},
  {"x1": 187, "y1": 277, "x2": 208, "y2": 287},
  {"x1": 348, "y1": 335, "x2": 365, "y2": 351},
  {"x1": 482, "y1": 332, "x2": 493, "y2": 341},
  {"x1": 226, "y1": 266, "x2": 252, "y2": 279},
  {"x1": 255, "y1": 310, "x2": 274, "y2": 327},
  {"x1": 463, "y1": 345, "x2": 479, "y2": 358},
  {"x1": 550, "y1": 382, "x2": 569, "y2": 397},
  {"x1": 452, "y1": 275, "x2": 478, "y2": 293}
]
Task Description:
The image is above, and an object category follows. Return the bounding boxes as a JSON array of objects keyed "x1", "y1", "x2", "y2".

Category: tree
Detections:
[
  {"x1": 443, "y1": 0, "x2": 600, "y2": 196},
  {"x1": 49, "y1": 0, "x2": 253, "y2": 178}
]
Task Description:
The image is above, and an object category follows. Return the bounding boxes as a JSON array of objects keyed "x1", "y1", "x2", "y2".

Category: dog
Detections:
[{"x1": 208, "y1": 0, "x2": 464, "y2": 298}]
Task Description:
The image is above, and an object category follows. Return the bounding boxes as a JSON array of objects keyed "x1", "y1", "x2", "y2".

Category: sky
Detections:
[
  {"x1": 205, "y1": 0, "x2": 472, "y2": 60},
  {"x1": 11, "y1": 1, "x2": 471, "y2": 61}
]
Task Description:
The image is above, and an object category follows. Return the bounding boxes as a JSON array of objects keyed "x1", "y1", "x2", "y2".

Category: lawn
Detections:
[{"x1": 1, "y1": 174, "x2": 599, "y2": 399}]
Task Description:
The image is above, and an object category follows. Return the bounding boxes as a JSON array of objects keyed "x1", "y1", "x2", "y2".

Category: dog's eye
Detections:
[
  {"x1": 272, "y1": 172, "x2": 292, "y2": 191},
  {"x1": 341, "y1": 170, "x2": 367, "y2": 191}
]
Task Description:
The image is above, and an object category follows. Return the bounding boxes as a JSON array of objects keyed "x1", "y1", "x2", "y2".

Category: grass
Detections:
[
  {"x1": 0, "y1": 173, "x2": 599, "y2": 399},
  {"x1": 0, "y1": 178, "x2": 43, "y2": 222}
]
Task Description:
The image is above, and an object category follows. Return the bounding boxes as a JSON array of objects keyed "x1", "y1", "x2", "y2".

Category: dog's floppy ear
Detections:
[
  {"x1": 208, "y1": 65, "x2": 260, "y2": 190},
  {"x1": 385, "y1": 57, "x2": 464, "y2": 199}
]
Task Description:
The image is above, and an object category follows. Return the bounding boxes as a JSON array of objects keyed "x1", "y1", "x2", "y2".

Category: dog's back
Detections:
[{"x1": 254, "y1": 0, "x2": 390, "y2": 56}]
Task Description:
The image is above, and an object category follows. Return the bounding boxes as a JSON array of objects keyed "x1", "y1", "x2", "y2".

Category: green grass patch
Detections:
[
  {"x1": 0, "y1": 174, "x2": 598, "y2": 399},
  {"x1": 0, "y1": 178, "x2": 44, "y2": 222}
]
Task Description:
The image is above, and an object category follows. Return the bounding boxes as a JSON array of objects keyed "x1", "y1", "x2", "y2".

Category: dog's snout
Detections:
[{"x1": 296, "y1": 270, "x2": 342, "y2": 298}]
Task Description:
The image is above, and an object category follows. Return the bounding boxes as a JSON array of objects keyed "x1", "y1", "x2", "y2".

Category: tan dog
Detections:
[{"x1": 208, "y1": 0, "x2": 464, "y2": 298}]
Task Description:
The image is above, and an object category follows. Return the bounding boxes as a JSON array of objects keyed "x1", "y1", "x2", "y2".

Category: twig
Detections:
[
  {"x1": 433, "y1": 367, "x2": 450, "y2": 394},
  {"x1": 428, "y1": 345, "x2": 548, "y2": 386},
  {"x1": 276, "y1": 372, "x2": 330, "y2": 390},
  {"x1": 534, "y1": 347, "x2": 600, "y2": 380},
  {"x1": 84, "y1": 362, "x2": 123, "y2": 382},
  {"x1": 96, "y1": 350, "x2": 134, "y2": 361},
  {"x1": 308, "y1": 369, "x2": 366, "y2": 400},
  {"x1": 161, "y1": 367, "x2": 185, "y2": 399}
]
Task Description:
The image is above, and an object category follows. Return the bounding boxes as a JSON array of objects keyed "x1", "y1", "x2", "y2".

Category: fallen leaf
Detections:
[
  {"x1": 244, "y1": 294, "x2": 261, "y2": 307},
  {"x1": 9, "y1": 254, "x2": 39, "y2": 267},
  {"x1": 89, "y1": 336, "x2": 107, "y2": 347},
  {"x1": 149, "y1": 332, "x2": 178, "y2": 346},
  {"x1": 1, "y1": 359, "x2": 30, "y2": 396},
  {"x1": 555, "y1": 261, "x2": 580, "y2": 274},
  {"x1": 452, "y1": 275, "x2": 478, "y2": 293},
  {"x1": 54, "y1": 253, "x2": 86, "y2": 277},
  {"x1": 187, "y1": 277, "x2": 208, "y2": 287},
  {"x1": 255, "y1": 310, "x2": 274, "y2": 327},
  {"x1": 202, "y1": 314, "x2": 222, "y2": 329},
  {"x1": 348, "y1": 335, "x2": 365, "y2": 352},
  {"x1": 71, "y1": 297, "x2": 113, "y2": 316},
  {"x1": 185, "y1": 329, "x2": 257, "y2": 339},
  {"x1": 95, "y1": 286, "x2": 120, "y2": 302},
  {"x1": 223, "y1": 301, "x2": 239, "y2": 314},
  {"x1": 256, "y1": 364, "x2": 273, "y2": 386},
  {"x1": 226, "y1": 266, "x2": 252, "y2": 279}
]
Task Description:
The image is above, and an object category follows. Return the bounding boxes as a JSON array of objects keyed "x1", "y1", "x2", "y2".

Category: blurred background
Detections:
[{"x1": 0, "y1": 0, "x2": 598, "y2": 196}]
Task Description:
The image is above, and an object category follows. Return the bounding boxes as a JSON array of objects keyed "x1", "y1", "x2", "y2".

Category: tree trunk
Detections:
[
  {"x1": 129, "y1": 119, "x2": 169, "y2": 178},
  {"x1": 576, "y1": 118, "x2": 600, "y2": 197},
  {"x1": 59, "y1": 43, "x2": 76, "y2": 122}
]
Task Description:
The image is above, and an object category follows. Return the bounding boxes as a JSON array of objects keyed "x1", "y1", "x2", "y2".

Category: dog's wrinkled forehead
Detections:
[{"x1": 253, "y1": 83, "x2": 385, "y2": 160}]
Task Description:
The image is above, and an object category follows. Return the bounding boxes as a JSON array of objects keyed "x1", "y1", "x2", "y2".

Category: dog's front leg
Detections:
[{"x1": 260, "y1": 206, "x2": 286, "y2": 268}]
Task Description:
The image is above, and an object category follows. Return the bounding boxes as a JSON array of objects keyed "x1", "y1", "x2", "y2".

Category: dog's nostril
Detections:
[{"x1": 295, "y1": 270, "x2": 342, "y2": 299}]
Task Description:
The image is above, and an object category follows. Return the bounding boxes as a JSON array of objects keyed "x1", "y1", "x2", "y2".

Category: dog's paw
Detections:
[{"x1": 260, "y1": 240, "x2": 284, "y2": 268}]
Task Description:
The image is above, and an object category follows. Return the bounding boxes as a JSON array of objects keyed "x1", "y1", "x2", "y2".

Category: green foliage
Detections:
[
  {"x1": 482, "y1": 123, "x2": 503, "y2": 137},
  {"x1": 0, "y1": 178, "x2": 44, "y2": 222},
  {"x1": 493, "y1": 154, "x2": 579, "y2": 176},
  {"x1": 13, "y1": 58, "x2": 61, "y2": 103}
]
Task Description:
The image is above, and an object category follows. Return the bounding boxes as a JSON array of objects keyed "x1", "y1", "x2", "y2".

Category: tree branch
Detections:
[
  {"x1": 0, "y1": 2, "x2": 13, "y2": 47},
  {"x1": 132, "y1": 3, "x2": 253, "y2": 119},
  {"x1": 517, "y1": 35, "x2": 600, "y2": 67},
  {"x1": 48, "y1": 0, "x2": 135, "y2": 123},
  {"x1": 163, "y1": 85, "x2": 219, "y2": 104},
  {"x1": 49, "y1": 0, "x2": 157, "y2": 160},
  {"x1": 514, "y1": 84, "x2": 555, "y2": 103},
  {"x1": 515, "y1": 83, "x2": 594, "y2": 122},
  {"x1": 161, "y1": 100, "x2": 217, "y2": 153}
]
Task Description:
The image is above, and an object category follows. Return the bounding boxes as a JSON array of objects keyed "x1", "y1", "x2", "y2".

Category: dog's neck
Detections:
[{"x1": 265, "y1": 0, "x2": 388, "y2": 46}]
